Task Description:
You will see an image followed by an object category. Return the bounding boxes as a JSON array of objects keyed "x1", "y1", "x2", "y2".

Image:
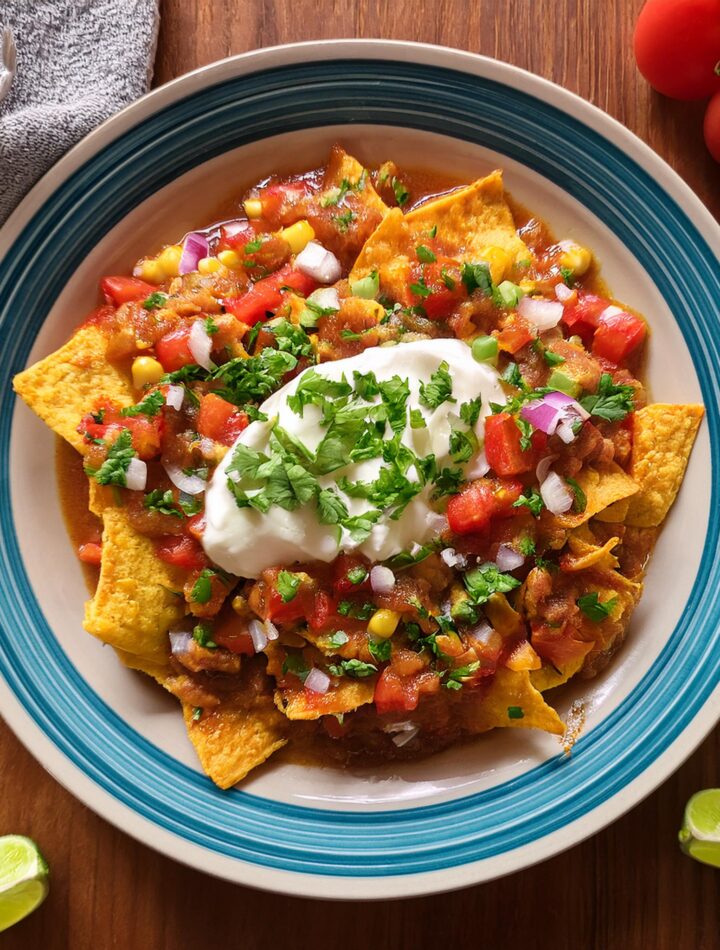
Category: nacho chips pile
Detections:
[{"x1": 14, "y1": 147, "x2": 703, "y2": 788}]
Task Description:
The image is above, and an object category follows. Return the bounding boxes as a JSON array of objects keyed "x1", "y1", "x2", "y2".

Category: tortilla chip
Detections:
[
  {"x1": 325, "y1": 147, "x2": 388, "y2": 219},
  {"x1": 594, "y1": 497, "x2": 631, "y2": 524},
  {"x1": 114, "y1": 646, "x2": 169, "y2": 681},
  {"x1": 349, "y1": 207, "x2": 414, "y2": 297},
  {"x1": 483, "y1": 592, "x2": 524, "y2": 637},
  {"x1": 462, "y1": 667, "x2": 564, "y2": 735},
  {"x1": 13, "y1": 325, "x2": 134, "y2": 452},
  {"x1": 275, "y1": 678, "x2": 375, "y2": 721},
  {"x1": 406, "y1": 170, "x2": 529, "y2": 265},
  {"x1": 182, "y1": 686, "x2": 288, "y2": 788},
  {"x1": 624, "y1": 404, "x2": 704, "y2": 528},
  {"x1": 562, "y1": 534, "x2": 621, "y2": 572},
  {"x1": 84, "y1": 508, "x2": 186, "y2": 666},
  {"x1": 530, "y1": 652, "x2": 589, "y2": 692},
  {"x1": 556, "y1": 463, "x2": 639, "y2": 529}
]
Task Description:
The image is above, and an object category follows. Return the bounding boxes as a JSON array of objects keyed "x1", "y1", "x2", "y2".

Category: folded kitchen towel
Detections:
[{"x1": 0, "y1": 0, "x2": 160, "y2": 226}]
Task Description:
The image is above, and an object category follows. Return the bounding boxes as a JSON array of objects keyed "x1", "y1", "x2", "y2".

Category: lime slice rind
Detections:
[{"x1": 0, "y1": 836, "x2": 49, "y2": 932}]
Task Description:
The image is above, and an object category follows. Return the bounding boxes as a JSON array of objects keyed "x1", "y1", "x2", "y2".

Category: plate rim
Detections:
[{"x1": 1, "y1": 39, "x2": 719, "y2": 900}]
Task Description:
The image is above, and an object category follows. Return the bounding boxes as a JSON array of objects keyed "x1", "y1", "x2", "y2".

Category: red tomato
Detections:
[
  {"x1": 592, "y1": 310, "x2": 647, "y2": 364},
  {"x1": 155, "y1": 534, "x2": 209, "y2": 571},
  {"x1": 530, "y1": 622, "x2": 593, "y2": 668},
  {"x1": 78, "y1": 405, "x2": 163, "y2": 460},
  {"x1": 446, "y1": 477, "x2": 524, "y2": 535},
  {"x1": 561, "y1": 292, "x2": 611, "y2": 340},
  {"x1": 262, "y1": 567, "x2": 312, "y2": 623},
  {"x1": 374, "y1": 668, "x2": 419, "y2": 714},
  {"x1": 704, "y1": 90, "x2": 720, "y2": 161},
  {"x1": 257, "y1": 181, "x2": 313, "y2": 227},
  {"x1": 222, "y1": 265, "x2": 318, "y2": 327},
  {"x1": 307, "y1": 591, "x2": 339, "y2": 631},
  {"x1": 187, "y1": 513, "x2": 206, "y2": 540},
  {"x1": 496, "y1": 315, "x2": 535, "y2": 354},
  {"x1": 216, "y1": 222, "x2": 257, "y2": 252},
  {"x1": 78, "y1": 542, "x2": 102, "y2": 565},
  {"x1": 333, "y1": 553, "x2": 371, "y2": 594},
  {"x1": 155, "y1": 325, "x2": 194, "y2": 372},
  {"x1": 407, "y1": 259, "x2": 466, "y2": 319},
  {"x1": 100, "y1": 276, "x2": 158, "y2": 306},
  {"x1": 484, "y1": 413, "x2": 540, "y2": 476},
  {"x1": 633, "y1": 0, "x2": 720, "y2": 100},
  {"x1": 212, "y1": 611, "x2": 255, "y2": 655},
  {"x1": 197, "y1": 393, "x2": 249, "y2": 446}
]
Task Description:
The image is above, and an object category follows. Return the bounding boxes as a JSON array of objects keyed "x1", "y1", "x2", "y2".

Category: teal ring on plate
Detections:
[{"x1": 0, "y1": 60, "x2": 718, "y2": 877}]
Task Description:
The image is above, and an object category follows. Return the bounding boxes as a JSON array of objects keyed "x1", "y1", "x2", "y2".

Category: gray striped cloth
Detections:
[{"x1": 0, "y1": 0, "x2": 160, "y2": 226}]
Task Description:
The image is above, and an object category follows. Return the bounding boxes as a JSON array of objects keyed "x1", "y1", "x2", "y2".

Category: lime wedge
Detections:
[
  {"x1": 0, "y1": 836, "x2": 49, "y2": 932},
  {"x1": 679, "y1": 789, "x2": 720, "y2": 868}
]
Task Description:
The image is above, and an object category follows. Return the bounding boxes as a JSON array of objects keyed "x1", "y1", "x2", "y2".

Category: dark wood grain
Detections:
[{"x1": 3, "y1": 1, "x2": 720, "y2": 946}]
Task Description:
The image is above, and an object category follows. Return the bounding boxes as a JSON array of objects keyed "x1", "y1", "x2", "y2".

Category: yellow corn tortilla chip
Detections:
[
  {"x1": 462, "y1": 667, "x2": 564, "y2": 735},
  {"x1": 405, "y1": 170, "x2": 529, "y2": 264},
  {"x1": 624, "y1": 404, "x2": 704, "y2": 528},
  {"x1": 84, "y1": 508, "x2": 186, "y2": 666},
  {"x1": 182, "y1": 689, "x2": 288, "y2": 789},
  {"x1": 530, "y1": 652, "x2": 589, "y2": 692},
  {"x1": 556, "y1": 463, "x2": 639, "y2": 529},
  {"x1": 275, "y1": 678, "x2": 375, "y2": 721},
  {"x1": 563, "y1": 534, "x2": 621, "y2": 572},
  {"x1": 326, "y1": 147, "x2": 388, "y2": 218},
  {"x1": 114, "y1": 646, "x2": 169, "y2": 682},
  {"x1": 13, "y1": 325, "x2": 134, "y2": 452},
  {"x1": 349, "y1": 207, "x2": 414, "y2": 298},
  {"x1": 593, "y1": 497, "x2": 631, "y2": 524}
]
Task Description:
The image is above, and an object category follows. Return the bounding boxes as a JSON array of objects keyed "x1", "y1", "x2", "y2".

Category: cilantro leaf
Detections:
[
  {"x1": 353, "y1": 370, "x2": 380, "y2": 400},
  {"x1": 461, "y1": 261, "x2": 494, "y2": 296},
  {"x1": 544, "y1": 349, "x2": 565, "y2": 367},
  {"x1": 328, "y1": 658, "x2": 378, "y2": 678},
  {"x1": 459, "y1": 398, "x2": 482, "y2": 426},
  {"x1": 212, "y1": 348, "x2": 297, "y2": 405},
  {"x1": 287, "y1": 369, "x2": 353, "y2": 416},
  {"x1": 409, "y1": 408, "x2": 427, "y2": 429},
  {"x1": 143, "y1": 489, "x2": 182, "y2": 518},
  {"x1": 120, "y1": 390, "x2": 165, "y2": 418},
  {"x1": 334, "y1": 209, "x2": 355, "y2": 232},
  {"x1": 580, "y1": 373, "x2": 635, "y2": 422},
  {"x1": 342, "y1": 510, "x2": 382, "y2": 543},
  {"x1": 516, "y1": 416, "x2": 534, "y2": 452},
  {"x1": 409, "y1": 278, "x2": 431, "y2": 299},
  {"x1": 84, "y1": 429, "x2": 135, "y2": 487},
  {"x1": 443, "y1": 661, "x2": 481, "y2": 690},
  {"x1": 416, "y1": 245, "x2": 437, "y2": 263},
  {"x1": 513, "y1": 488, "x2": 545, "y2": 517},
  {"x1": 317, "y1": 488, "x2": 349, "y2": 525},
  {"x1": 577, "y1": 592, "x2": 618, "y2": 621},
  {"x1": 392, "y1": 177, "x2": 409, "y2": 206},
  {"x1": 566, "y1": 476, "x2": 587, "y2": 513},
  {"x1": 518, "y1": 536, "x2": 536, "y2": 556},
  {"x1": 502, "y1": 362, "x2": 523, "y2": 388},
  {"x1": 368, "y1": 638, "x2": 392, "y2": 663},
  {"x1": 378, "y1": 376, "x2": 410, "y2": 434},
  {"x1": 419, "y1": 361, "x2": 455, "y2": 410},
  {"x1": 463, "y1": 563, "x2": 521, "y2": 605},
  {"x1": 193, "y1": 622, "x2": 217, "y2": 649},
  {"x1": 282, "y1": 652, "x2": 310, "y2": 682},
  {"x1": 277, "y1": 570, "x2": 301, "y2": 603},
  {"x1": 142, "y1": 292, "x2": 168, "y2": 310},
  {"x1": 160, "y1": 364, "x2": 209, "y2": 385},
  {"x1": 269, "y1": 319, "x2": 314, "y2": 358},
  {"x1": 449, "y1": 426, "x2": 478, "y2": 463},
  {"x1": 325, "y1": 631, "x2": 349, "y2": 649},
  {"x1": 432, "y1": 466, "x2": 464, "y2": 498}
]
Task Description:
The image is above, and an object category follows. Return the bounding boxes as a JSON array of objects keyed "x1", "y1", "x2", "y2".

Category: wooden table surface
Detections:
[{"x1": 3, "y1": 1, "x2": 720, "y2": 946}]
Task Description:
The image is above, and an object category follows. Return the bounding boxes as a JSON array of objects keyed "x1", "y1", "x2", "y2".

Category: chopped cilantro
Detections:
[
  {"x1": 378, "y1": 376, "x2": 410, "y2": 434},
  {"x1": 352, "y1": 370, "x2": 380, "y2": 400},
  {"x1": 512, "y1": 488, "x2": 545, "y2": 517},
  {"x1": 416, "y1": 245, "x2": 437, "y2": 263},
  {"x1": 142, "y1": 292, "x2": 168, "y2": 310},
  {"x1": 516, "y1": 416, "x2": 534, "y2": 452},
  {"x1": 337, "y1": 601, "x2": 375, "y2": 619},
  {"x1": 341, "y1": 329, "x2": 363, "y2": 341},
  {"x1": 193, "y1": 621, "x2": 217, "y2": 649},
  {"x1": 449, "y1": 426, "x2": 478, "y2": 463},
  {"x1": 391, "y1": 177, "x2": 409, "y2": 206},
  {"x1": 282, "y1": 652, "x2": 310, "y2": 682},
  {"x1": 84, "y1": 429, "x2": 135, "y2": 487},
  {"x1": 244, "y1": 237, "x2": 263, "y2": 254},
  {"x1": 277, "y1": 570, "x2": 301, "y2": 603},
  {"x1": 431, "y1": 466, "x2": 464, "y2": 499},
  {"x1": 160, "y1": 364, "x2": 209, "y2": 385},
  {"x1": 368, "y1": 638, "x2": 392, "y2": 663},
  {"x1": 212, "y1": 348, "x2": 297, "y2": 405},
  {"x1": 461, "y1": 261, "x2": 494, "y2": 296},
  {"x1": 560, "y1": 266, "x2": 576, "y2": 287},
  {"x1": 346, "y1": 566, "x2": 369, "y2": 586},
  {"x1": 120, "y1": 390, "x2": 165, "y2": 418},
  {"x1": 204, "y1": 315, "x2": 219, "y2": 336},
  {"x1": 409, "y1": 278, "x2": 432, "y2": 299},
  {"x1": 577, "y1": 592, "x2": 618, "y2": 621},
  {"x1": 507, "y1": 705, "x2": 525, "y2": 719},
  {"x1": 459, "y1": 398, "x2": 482, "y2": 426},
  {"x1": 443, "y1": 661, "x2": 481, "y2": 690},
  {"x1": 544, "y1": 349, "x2": 566, "y2": 366},
  {"x1": 190, "y1": 569, "x2": 215, "y2": 604},
  {"x1": 566, "y1": 476, "x2": 587, "y2": 513},
  {"x1": 269, "y1": 319, "x2": 314, "y2": 358},
  {"x1": 343, "y1": 510, "x2": 382, "y2": 543},
  {"x1": 409, "y1": 408, "x2": 427, "y2": 429},
  {"x1": 325, "y1": 631, "x2": 349, "y2": 649},
  {"x1": 334, "y1": 209, "x2": 355, "y2": 232},
  {"x1": 580, "y1": 373, "x2": 635, "y2": 422},
  {"x1": 191, "y1": 706, "x2": 203, "y2": 721},
  {"x1": 328, "y1": 658, "x2": 378, "y2": 678},
  {"x1": 143, "y1": 489, "x2": 182, "y2": 518},
  {"x1": 179, "y1": 494, "x2": 202, "y2": 517},
  {"x1": 317, "y1": 488, "x2": 349, "y2": 525},
  {"x1": 428, "y1": 225, "x2": 438, "y2": 238},
  {"x1": 518, "y1": 536, "x2": 536, "y2": 556},
  {"x1": 502, "y1": 362, "x2": 523, "y2": 388},
  {"x1": 463, "y1": 564, "x2": 521, "y2": 606},
  {"x1": 419, "y1": 361, "x2": 455, "y2": 410},
  {"x1": 441, "y1": 266, "x2": 456, "y2": 290}
]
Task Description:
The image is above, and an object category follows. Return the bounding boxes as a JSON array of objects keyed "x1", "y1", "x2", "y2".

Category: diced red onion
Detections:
[
  {"x1": 441, "y1": 547, "x2": 467, "y2": 569},
  {"x1": 536, "y1": 453, "x2": 559, "y2": 484},
  {"x1": 465, "y1": 449, "x2": 490, "y2": 479},
  {"x1": 169, "y1": 630, "x2": 192, "y2": 656},
  {"x1": 163, "y1": 462, "x2": 206, "y2": 495},
  {"x1": 295, "y1": 241, "x2": 342, "y2": 284},
  {"x1": 165, "y1": 385, "x2": 184, "y2": 411},
  {"x1": 410, "y1": 542, "x2": 425, "y2": 557},
  {"x1": 555, "y1": 282, "x2": 575, "y2": 303},
  {"x1": 370, "y1": 565, "x2": 396, "y2": 593},
  {"x1": 392, "y1": 726, "x2": 419, "y2": 747},
  {"x1": 305, "y1": 668, "x2": 331, "y2": 694},
  {"x1": 222, "y1": 220, "x2": 252, "y2": 238},
  {"x1": 179, "y1": 232, "x2": 210, "y2": 275},
  {"x1": 518, "y1": 295, "x2": 564, "y2": 331},
  {"x1": 248, "y1": 619, "x2": 268, "y2": 653},
  {"x1": 188, "y1": 320, "x2": 213, "y2": 371},
  {"x1": 308, "y1": 287, "x2": 340, "y2": 311},
  {"x1": 264, "y1": 620, "x2": 279, "y2": 641},
  {"x1": 383, "y1": 721, "x2": 419, "y2": 746},
  {"x1": 125, "y1": 457, "x2": 147, "y2": 491},
  {"x1": 520, "y1": 391, "x2": 589, "y2": 436},
  {"x1": 539, "y1": 470, "x2": 574, "y2": 515},
  {"x1": 556, "y1": 421, "x2": 577, "y2": 444},
  {"x1": 495, "y1": 543, "x2": 525, "y2": 572}
]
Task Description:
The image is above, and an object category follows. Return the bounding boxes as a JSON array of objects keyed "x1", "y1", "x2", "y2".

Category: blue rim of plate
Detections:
[{"x1": 1, "y1": 58, "x2": 719, "y2": 879}]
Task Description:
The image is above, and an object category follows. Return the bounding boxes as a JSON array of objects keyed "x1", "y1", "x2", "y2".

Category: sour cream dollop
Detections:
[{"x1": 203, "y1": 339, "x2": 505, "y2": 577}]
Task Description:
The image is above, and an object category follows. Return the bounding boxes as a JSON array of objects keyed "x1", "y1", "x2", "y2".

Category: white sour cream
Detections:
[{"x1": 203, "y1": 339, "x2": 505, "y2": 577}]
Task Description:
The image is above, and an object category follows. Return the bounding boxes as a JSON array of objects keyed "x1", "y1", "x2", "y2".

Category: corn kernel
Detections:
[
  {"x1": 559, "y1": 243, "x2": 592, "y2": 276},
  {"x1": 518, "y1": 278, "x2": 537, "y2": 294},
  {"x1": 244, "y1": 198, "x2": 263, "y2": 219},
  {"x1": 368, "y1": 609, "x2": 401, "y2": 639},
  {"x1": 198, "y1": 256, "x2": 222, "y2": 274},
  {"x1": 134, "y1": 259, "x2": 165, "y2": 284},
  {"x1": 217, "y1": 249, "x2": 242, "y2": 269},
  {"x1": 480, "y1": 245, "x2": 512, "y2": 284},
  {"x1": 157, "y1": 244, "x2": 183, "y2": 278},
  {"x1": 131, "y1": 356, "x2": 164, "y2": 389},
  {"x1": 279, "y1": 219, "x2": 315, "y2": 254}
]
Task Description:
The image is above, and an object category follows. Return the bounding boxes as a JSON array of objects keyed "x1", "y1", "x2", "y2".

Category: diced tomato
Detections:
[
  {"x1": 187, "y1": 512, "x2": 206, "y2": 540},
  {"x1": 222, "y1": 264, "x2": 318, "y2": 327},
  {"x1": 257, "y1": 181, "x2": 312, "y2": 227},
  {"x1": 407, "y1": 259, "x2": 466, "y2": 319},
  {"x1": 78, "y1": 542, "x2": 102, "y2": 565},
  {"x1": 374, "y1": 667, "x2": 419, "y2": 714},
  {"x1": 530, "y1": 622, "x2": 593, "y2": 669},
  {"x1": 484, "y1": 413, "x2": 545, "y2": 476},
  {"x1": 184, "y1": 568, "x2": 230, "y2": 618},
  {"x1": 212, "y1": 610, "x2": 255, "y2": 655},
  {"x1": 262, "y1": 567, "x2": 313, "y2": 623},
  {"x1": 333, "y1": 553, "x2": 371, "y2": 594},
  {"x1": 197, "y1": 393, "x2": 249, "y2": 446},
  {"x1": 308, "y1": 590, "x2": 339, "y2": 631},
  {"x1": 446, "y1": 476, "x2": 524, "y2": 536},
  {"x1": 561, "y1": 292, "x2": 611, "y2": 343},
  {"x1": 496, "y1": 315, "x2": 535, "y2": 354},
  {"x1": 216, "y1": 222, "x2": 257, "y2": 252},
  {"x1": 155, "y1": 325, "x2": 194, "y2": 372},
  {"x1": 591, "y1": 310, "x2": 647, "y2": 364},
  {"x1": 100, "y1": 276, "x2": 158, "y2": 307},
  {"x1": 78, "y1": 404, "x2": 163, "y2": 460},
  {"x1": 155, "y1": 534, "x2": 209, "y2": 571}
]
